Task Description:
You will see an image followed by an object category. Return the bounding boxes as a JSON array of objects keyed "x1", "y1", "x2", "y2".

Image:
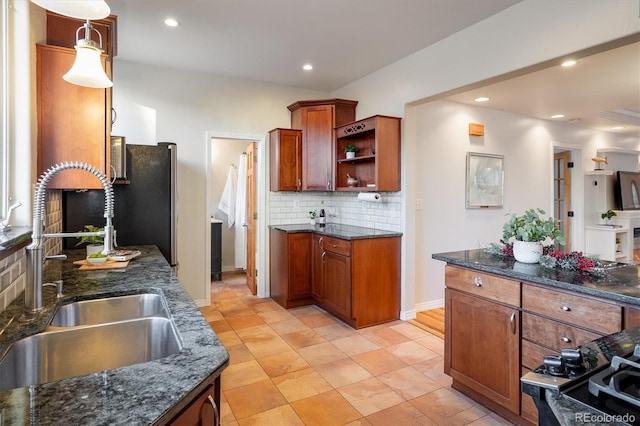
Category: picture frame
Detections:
[{"x1": 466, "y1": 152, "x2": 504, "y2": 208}]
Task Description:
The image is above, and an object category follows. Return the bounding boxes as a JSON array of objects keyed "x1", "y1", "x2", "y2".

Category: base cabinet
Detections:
[
  {"x1": 165, "y1": 375, "x2": 221, "y2": 425},
  {"x1": 445, "y1": 287, "x2": 520, "y2": 415},
  {"x1": 271, "y1": 230, "x2": 400, "y2": 328},
  {"x1": 269, "y1": 229, "x2": 312, "y2": 308}
]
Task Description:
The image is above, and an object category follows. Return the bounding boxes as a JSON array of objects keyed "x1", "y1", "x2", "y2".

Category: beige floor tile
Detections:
[
  {"x1": 376, "y1": 366, "x2": 441, "y2": 400},
  {"x1": 331, "y1": 334, "x2": 381, "y2": 356},
  {"x1": 237, "y1": 404, "x2": 305, "y2": 426},
  {"x1": 386, "y1": 340, "x2": 439, "y2": 365},
  {"x1": 314, "y1": 322, "x2": 360, "y2": 341},
  {"x1": 256, "y1": 309, "x2": 298, "y2": 324},
  {"x1": 219, "y1": 392, "x2": 237, "y2": 425},
  {"x1": 280, "y1": 329, "x2": 328, "y2": 349},
  {"x1": 288, "y1": 305, "x2": 322, "y2": 317},
  {"x1": 244, "y1": 334, "x2": 293, "y2": 359},
  {"x1": 315, "y1": 358, "x2": 373, "y2": 388},
  {"x1": 297, "y1": 342, "x2": 348, "y2": 366},
  {"x1": 359, "y1": 326, "x2": 411, "y2": 348},
  {"x1": 216, "y1": 330, "x2": 243, "y2": 347},
  {"x1": 351, "y1": 349, "x2": 408, "y2": 376},
  {"x1": 364, "y1": 401, "x2": 435, "y2": 426},
  {"x1": 413, "y1": 356, "x2": 452, "y2": 388},
  {"x1": 257, "y1": 349, "x2": 309, "y2": 377},
  {"x1": 390, "y1": 322, "x2": 434, "y2": 339},
  {"x1": 299, "y1": 312, "x2": 340, "y2": 328},
  {"x1": 268, "y1": 317, "x2": 310, "y2": 334},
  {"x1": 225, "y1": 343, "x2": 255, "y2": 365},
  {"x1": 226, "y1": 314, "x2": 267, "y2": 330},
  {"x1": 234, "y1": 324, "x2": 278, "y2": 341},
  {"x1": 338, "y1": 377, "x2": 405, "y2": 417},
  {"x1": 410, "y1": 387, "x2": 481, "y2": 424},
  {"x1": 250, "y1": 299, "x2": 287, "y2": 313},
  {"x1": 221, "y1": 359, "x2": 270, "y2": 391},
  {"x1": 225, "y1": 379, "x2": 288, "y2": 421},
  {"x1": 290, "y1": 390, "x2": 362, "y2": 426},
  {"x1": 208, "y1": 318, "x2": 232, "y2": 334},
  {"x1": 272, "y1": 367, "x2": 333, "y2": 403},
  {"x1": 415, "y1": 334, "x2": 445, "y2": 355}
]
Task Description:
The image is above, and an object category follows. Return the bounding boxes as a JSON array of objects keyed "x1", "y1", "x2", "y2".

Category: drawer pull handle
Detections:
[
  {"x1": 473, "y1": 276, "x2": 483, "y2": 287},
  {"x1": 561, "y1": 336, "x2": 572, "y2": 343},
  {"x1": 561, "y1": 305, "x2": 571, "y2": 312},
  {"x1": 318, "y1": 237, "x2": 323, "y2": 248},
  {"x1": 510, "y1": 312, "x2": 516, "y2": 335},
  {"x1": 207, "y1": 394, "x2": 220, "y2": 426}
]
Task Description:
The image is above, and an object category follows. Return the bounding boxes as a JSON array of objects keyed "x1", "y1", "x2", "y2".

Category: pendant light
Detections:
[
  {"x1": 30, "y1": 0, "x2": 110, "y2": 20},
  {"x1": 62, "y1": 20, "x2": 113, "y2": 88}
]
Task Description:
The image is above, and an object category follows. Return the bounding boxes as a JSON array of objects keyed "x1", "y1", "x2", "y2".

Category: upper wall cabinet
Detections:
[
  {"x1": 288, "y1": 99, "x2": 357, "y2": 191},
  {"x1": 335, "y1": 115, "x2": 401, "y2": 192},
  {"x1": 269, "y1": 128, "x2": 302, "y2": 191},
  {"x1": 37, "y1": 44, "x2": 112, "y2": 189}
]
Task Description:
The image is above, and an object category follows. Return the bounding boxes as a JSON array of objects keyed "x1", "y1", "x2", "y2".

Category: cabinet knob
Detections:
[
  {"x1": 560, "y1": 305, "x2": 571, "y2": 312},
  {"x1": 473, "y1": 276, "x2": 483, "y2": 287},
  {"x1": 561, "y1": 336, "x2": 572, "y2": 343}
]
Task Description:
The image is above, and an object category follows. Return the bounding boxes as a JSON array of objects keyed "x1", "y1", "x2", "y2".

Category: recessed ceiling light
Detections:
[
  {"x1": 474, "y1": 97, "x2": 490, "y2": 102},
  {"x1": 551, "y1": 114, "x2": 565, "y2": 119},
  {"x1": 612, "y1": 126, "x2": 626, "y2": 130},
  {"x1": 303, "y1": 64, "x2": 313, "y2": 71},
  {"x1": 561, "y1": 60, "x2": 577, "y2": 67},
  {"x1": 164, "y1": 18, "x2": 179, "y2": 27}
]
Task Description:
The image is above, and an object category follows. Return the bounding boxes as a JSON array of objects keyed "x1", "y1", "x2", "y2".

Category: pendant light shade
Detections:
[
  {"x1": 63, "y1": 45, "x2": 113, "y2": 88},
  {"x1": 62, "y1": 20, "x2": 113, "y2": 88},
  {"x1": 30, "y1": 0, "x2": 110, "y2": 20}
]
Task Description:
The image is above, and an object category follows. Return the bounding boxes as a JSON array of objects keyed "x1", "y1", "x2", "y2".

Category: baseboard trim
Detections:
[
  {"x1": 400, "y1": 309, "x2": 416, "y2": 321},
  {"x1": 193, "y1": 298, "x2": 208, "y2": 307},
  {"x1": 415, "y1": 299, "x2": 444, "y2": 312}
]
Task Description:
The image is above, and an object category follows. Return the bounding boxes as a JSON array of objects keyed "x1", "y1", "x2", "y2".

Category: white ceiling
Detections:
[{"x1": 105, "y1": 0, "x2": 639, "y2": 136}]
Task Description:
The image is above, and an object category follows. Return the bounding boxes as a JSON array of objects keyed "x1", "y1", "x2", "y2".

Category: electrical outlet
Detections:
[
  {"x1": 416, "y1": 199, "x2": 423, "y2": 210},
  {"x1": 293, "y1": 200, "x2": 300, "y2": 209}
]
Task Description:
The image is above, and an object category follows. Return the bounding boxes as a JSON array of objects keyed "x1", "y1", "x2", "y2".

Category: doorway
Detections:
[
  {"x1": 552, "y1": 145, "x2": 582, "y2": 253},
  {"x1": 206, "y1": 132, "x2": 267, "y2": 301}
]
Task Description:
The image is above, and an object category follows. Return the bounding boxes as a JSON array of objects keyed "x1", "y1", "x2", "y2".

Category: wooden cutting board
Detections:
[{"x1": 73, "y1": 259, "x2": 130, "y2": 271}]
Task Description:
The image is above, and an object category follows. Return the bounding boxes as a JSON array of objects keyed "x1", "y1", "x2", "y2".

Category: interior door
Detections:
[
  {"x1": 554, "y1": 150, "x2": 571, "y2": 251},
  {"x1": 245, "y1": 142, "x2": 257, "y2": 294}
]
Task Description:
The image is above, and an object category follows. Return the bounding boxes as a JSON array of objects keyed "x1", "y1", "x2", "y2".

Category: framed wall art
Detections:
[{"x1": 466, "y1": 152, "x2": 504, "y2": 208}]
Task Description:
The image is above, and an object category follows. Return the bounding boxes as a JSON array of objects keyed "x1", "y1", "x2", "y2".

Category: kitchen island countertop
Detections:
[
  {"x1": 0, "y1": 245, "x2": 229, "y2": 425},
  {"x1": 432, "y1": 248, "x2": 640, "y2": 307},
  {"x1": 269, "y1": 223, "x2": 402, "y2": 240}
]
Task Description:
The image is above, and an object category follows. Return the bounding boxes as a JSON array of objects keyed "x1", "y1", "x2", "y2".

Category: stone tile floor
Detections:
[{"x1": 200, "y1": 273, "x2": 514, "y2": 425}]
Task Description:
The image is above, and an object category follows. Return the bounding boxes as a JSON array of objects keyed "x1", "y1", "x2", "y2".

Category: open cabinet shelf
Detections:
[{"x1": 334, "y1": 115, "x2": 401, "y2": 192}]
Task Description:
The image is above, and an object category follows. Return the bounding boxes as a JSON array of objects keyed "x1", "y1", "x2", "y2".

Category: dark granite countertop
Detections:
[
  {"x1": 269, "y1": 223, "x2": 402, "y2": 239},
  {"x1": 432, "y1": 249, "x2": 640, "y2": 307},
  {"x1": 0, "y1": 245, "x2": 229, "y2": 425},
  {"x1": 0, "y1": 226, "x2": 31, "y2": 251}
]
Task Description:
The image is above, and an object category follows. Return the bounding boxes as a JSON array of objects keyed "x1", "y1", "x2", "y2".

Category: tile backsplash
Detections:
[
  {"x1": 268, "y1": 191, "x2": 402, "y2": 232},
  {"x1": 0, "y1": 190, "x2": 62, "y2": 312}
]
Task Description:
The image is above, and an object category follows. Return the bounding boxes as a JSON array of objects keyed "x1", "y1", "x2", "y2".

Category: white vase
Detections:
[
  {"x1": 512, "y1": 240, "x2": 543, "y2": 263},
  {"x1": 346, "y1": 151, "x2": 355, "y2": 159}
]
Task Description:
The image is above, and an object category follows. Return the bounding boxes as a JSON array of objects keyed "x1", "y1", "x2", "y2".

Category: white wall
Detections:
[
  {"x1": 111, "y1": 60, "x2": 327, "y2": 303},
  {"x1": 412, "y1": 100, "x2": 635, "y2": 306}
]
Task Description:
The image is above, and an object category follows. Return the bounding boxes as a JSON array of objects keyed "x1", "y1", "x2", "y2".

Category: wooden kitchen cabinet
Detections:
[
  {"x1": 444, "y1": 266, "x2": 521, "y2": 417},
  {"x1": 164, "y1": 374, "x2": 221, "y2": 425},
  {"x1": 288, "y1": 99, "x2": 357, "y2": 191},
  {"x1": 269, "y1": 229, "x2": 313, "y2": 308},
  {"x1": 269, "y1": 128, "x2": 302, "y2": 191},
  {"x1": 36, "y1": 44, "x2": 111, "y2": 189},
  {"x1": 270, "y1": 229, "x2": 400, "y2": 328},
  {"x1": 318, "y1": 236, "x2": 352, "y2": 320},
  {"x1": 334, "y1": 115, "x2": 401, "y2": 192}
]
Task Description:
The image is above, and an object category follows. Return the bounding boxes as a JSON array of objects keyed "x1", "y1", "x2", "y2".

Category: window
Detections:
[{"x1": 0, "y1": 0, "x2": 8, "y2": 217}]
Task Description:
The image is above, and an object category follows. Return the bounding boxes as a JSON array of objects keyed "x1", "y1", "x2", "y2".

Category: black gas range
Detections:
[{"x1": 521, "y1": 326, "x2": 640, "y2": 426}]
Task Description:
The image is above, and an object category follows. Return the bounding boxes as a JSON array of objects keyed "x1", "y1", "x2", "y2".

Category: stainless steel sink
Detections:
[
  {"x1": 50, "y1": 293, "x2": 169, "y2": 327},
  {"x1": 0, "y1": 317, "x2": 183, "y2": 391}
]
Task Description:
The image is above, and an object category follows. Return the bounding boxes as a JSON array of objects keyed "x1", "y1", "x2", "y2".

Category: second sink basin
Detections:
[
  {"x1": 50, "y1": 292, "x2": 169, "y2": 327},
  {"x1": 0, "y1": 317, "x2": 182, "y2": 391}
]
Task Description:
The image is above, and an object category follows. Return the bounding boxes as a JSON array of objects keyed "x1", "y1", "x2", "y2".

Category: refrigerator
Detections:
[{"x1": 63, "y1": 142, "x2": 178, "y2": 269}]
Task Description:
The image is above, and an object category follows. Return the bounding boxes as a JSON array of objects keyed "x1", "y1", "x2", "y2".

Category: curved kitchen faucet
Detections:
[
  {"x1": 24, "y1": 162, "x2": 116, "y2": 318},
  {"x1": 0, "y1": 201, "x2": 22, "y2": 232}
]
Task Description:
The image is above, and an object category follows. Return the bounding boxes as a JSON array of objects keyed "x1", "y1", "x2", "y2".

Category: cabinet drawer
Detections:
[
  {"x1": 445, "y1": 266, "x2": 520, "y2": 307},
  {"x1": 521, "y1": 339, "x2": 557, "y2": 370},
  {"x1": 322, "y1": 236, "x2": 351, "y2": 257},
  {"x1": 522, "y1": 312, "x2": 602, "y2": 351},
  {"x1": 522, "y1": 284, "x2": 622, "y2": 334}
]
